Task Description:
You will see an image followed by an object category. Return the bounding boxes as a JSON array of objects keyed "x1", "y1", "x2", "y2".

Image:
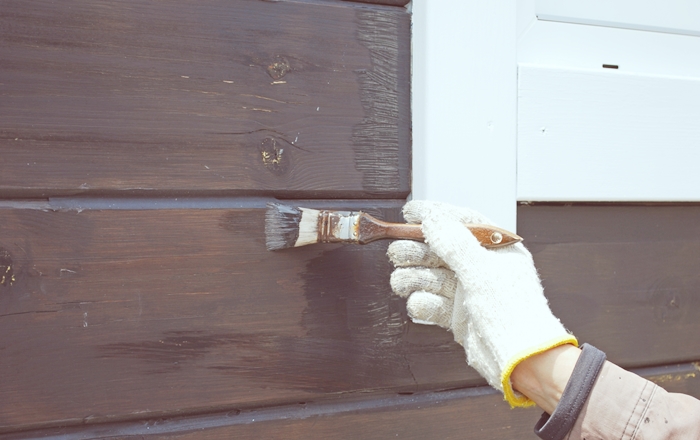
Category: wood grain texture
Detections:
[
  {"x1": 1, "y1": 387, "x2": 540, "y2": 439},
  {"x1": 0, "y1": 0, "x2": 410, "y2": 198},
  {"x1": 2, "y1": 201, "x2": 700, "y2": 434},
  {"x1": 6, "y1": 363, "x2": 699, "y2": 439},
  {"x1": 0, "y1": 200, "x2": 472, "y2": 433},
  {"x1": 519, "y1": 203, "x2": 700, "y2": 367}
]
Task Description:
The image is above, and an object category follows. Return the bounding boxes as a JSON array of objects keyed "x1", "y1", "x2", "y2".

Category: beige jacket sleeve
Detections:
[{"x1": 567, "y1": 361, "x2": 700, "y2": 439}]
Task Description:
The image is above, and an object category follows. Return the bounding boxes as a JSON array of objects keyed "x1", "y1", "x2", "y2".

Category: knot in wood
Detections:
[
  {"x1": 0, "y1": 248, "x2": 15, "y2": 288},
  {"x1": 266, "y1": 56, "x2": 291, "y2": 80},
  {"x1": 259, "y1": 137, "x2": 288, "y2": 175}
]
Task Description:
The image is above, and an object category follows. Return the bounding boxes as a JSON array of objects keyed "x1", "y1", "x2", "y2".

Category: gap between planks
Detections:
[{"x1": 0, "y1": 197, "x2": 407, "y2": 211}]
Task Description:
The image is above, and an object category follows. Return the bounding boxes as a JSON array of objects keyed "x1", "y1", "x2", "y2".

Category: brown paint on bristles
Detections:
[{"x1": 265, "y1": 203, "x2": 522, "y2": 251}]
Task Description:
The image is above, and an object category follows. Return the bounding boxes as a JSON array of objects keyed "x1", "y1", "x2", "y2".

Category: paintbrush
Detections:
[{"x1": 265, "y1": 203, "x2": 522, "y2": 251}]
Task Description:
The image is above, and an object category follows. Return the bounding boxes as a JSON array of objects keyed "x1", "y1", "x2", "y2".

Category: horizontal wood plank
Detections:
[
  {"x1": 101, "y1": 364, "x2": 700, "y2": 439},
  {"x1": 5, "y1": 362, "x2": 699, "y2": 439},
  {"x1": 3, "y1": 202, "x2": 700, "y2": 432},
  {"x1": 519, "y1": 203, "x2": 700, "y2": 367},
  {"x1": 1, "y1": 387, "x2": 540, "y2": 440},
  {"x1": 343, "y1": 0, "x2": 410, "y2": 6},
  {"x1": 0, "y1": 0, "x2": 410, "y2": 198},
  {"x1": 0, "y1": 200, "x2": 471, "y2": 432}
]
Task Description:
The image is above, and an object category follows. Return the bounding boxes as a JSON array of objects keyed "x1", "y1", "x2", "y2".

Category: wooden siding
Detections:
[
  {"x1": 4, "y1": 363, "x2": 699, "y2": 439},
  {"x1": 2, "y1": 0, "x2": 699, "y2": 438},
  {"x1": 2, "y1": 203, "x2": 700, "y2": 436},
  {"x1": 0, "y1": 200, "x2": 471, "y2": 432},
  {"x1": 0, "y1": 0, "x2": 410, "y2": 199},
  {"x1": 519, "y1": 203, "x2": 700, "y2": 366}
]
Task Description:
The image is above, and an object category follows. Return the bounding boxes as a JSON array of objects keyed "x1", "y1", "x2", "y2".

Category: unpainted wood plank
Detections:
[
  {"x1": 519, "y1": 203, "x2": 700, "y2": 367},
  {"x1": 0, "y1": 200, "x2": 472, "y2": 432},
  {"x1": 0, "y1": 0, "x2": 410, "y2": 198}
]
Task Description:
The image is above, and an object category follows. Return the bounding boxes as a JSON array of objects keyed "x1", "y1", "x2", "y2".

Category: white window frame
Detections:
[{"x1": 413, "y1": 0, "x2": 700, "y2": 231}]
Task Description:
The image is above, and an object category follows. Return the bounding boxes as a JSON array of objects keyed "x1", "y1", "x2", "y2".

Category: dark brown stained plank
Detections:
[
  {"x1": 0, "y1": 0, "x2": 411, "y2": 198},
  {"x1": 518, "y1": 204, "x2": 700, "y2": 368},
  {"x1": 343, "y1": 0, "x2": 411, "y2": 6},
  {"x1": 0, "y1": 199, "x2": 473, "y2": 433},
  {"x1": 7, "y1": 363, "x2": 699, "y2": 439},
  {"x1": 5, "y1": 201, "x2": 699, "y2": 434},
  {"x1": 1, "y1": 387, "x2": 539, "y2": 440}
]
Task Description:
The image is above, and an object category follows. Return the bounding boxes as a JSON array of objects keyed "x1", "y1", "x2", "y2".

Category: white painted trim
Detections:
[
  {"x1": 517, "y1": 65, "x2": 700, "y2": 202},
  {"x1": 518, "y1": 19, "x2": 700, "y2": 79},
  {"x1": 536, "y1": 0, "x2": 700, "y2": 37},
  {"x1": 412, "y1": 0, "x2": 517, "y2": 231}
]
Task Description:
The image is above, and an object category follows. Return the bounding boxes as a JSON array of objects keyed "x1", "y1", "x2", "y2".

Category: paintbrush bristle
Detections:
[
  {"x1": 265, "y1": 203, "x2": 320, "y2": 250},
  {"x1": 295, "y1": 207, "x2": 322, "y2": 247}
]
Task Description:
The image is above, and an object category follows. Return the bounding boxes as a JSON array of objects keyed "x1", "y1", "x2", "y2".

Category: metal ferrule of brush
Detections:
[{"x1": 317, "y1": 210, "x2": 360, "y2": 243}]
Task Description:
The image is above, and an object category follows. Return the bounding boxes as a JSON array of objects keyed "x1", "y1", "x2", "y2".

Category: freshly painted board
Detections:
[
  {"x1": 2, "y1": 201, "x2": 700, "y2": 433},
  {"x1": 536, "y1": 0, "x2": 700, "y2": 37},
  {"x1": 0, "y1": 200, "x2": 474, "y2": 433},
  {"x1": 0, "y1": 0, "x2": 410, "y2": 198},
  {"x1": 517, "y1": 65, "x2": 700, "y2": 202},
  {"x1": 7, "y1": 363, "x2": 700, "y2": 439}
]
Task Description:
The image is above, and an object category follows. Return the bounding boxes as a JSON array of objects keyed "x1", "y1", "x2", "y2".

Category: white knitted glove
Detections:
[{"x1": 388, "y1": 200, "x2": 576, "y2": 407}]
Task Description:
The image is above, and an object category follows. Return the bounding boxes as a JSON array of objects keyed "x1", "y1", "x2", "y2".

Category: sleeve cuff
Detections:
[{"x1": 533, "y1": 343, "x2": 606, "y2": 440}]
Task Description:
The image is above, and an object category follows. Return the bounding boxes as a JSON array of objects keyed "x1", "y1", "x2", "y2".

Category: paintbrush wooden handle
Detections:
[{"x1": 357, "y1": 213, "x2": 522, "y2": 249}]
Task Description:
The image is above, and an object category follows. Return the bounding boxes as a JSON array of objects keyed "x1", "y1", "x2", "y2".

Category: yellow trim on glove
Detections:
[{"x1": 501, "y1": 335, "x2": 579, "y2": 408}]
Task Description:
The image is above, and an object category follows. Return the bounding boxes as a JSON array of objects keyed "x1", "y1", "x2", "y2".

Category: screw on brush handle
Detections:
[{"x1": 356, "y1": 213, "x2": 522, "y2": 249}]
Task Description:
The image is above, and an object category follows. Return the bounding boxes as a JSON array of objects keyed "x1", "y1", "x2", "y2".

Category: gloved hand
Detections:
[{"x1": 388, "y1": 200, "x2": 576, "y2": 407}]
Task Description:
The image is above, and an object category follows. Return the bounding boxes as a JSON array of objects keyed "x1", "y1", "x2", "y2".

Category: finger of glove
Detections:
[
  {"x1": 406, "y1": 290, "x2": 453, "y2": 329},
  {"x1": 421, "y1": 213, "x2": 488, "y2": 274},
  {"x1": 387, "y1": 240, "x2": 445, "y2": 268},
  {"x1": 402, "y1": 200, "x2": 493, "y2": 225},
  {"x1": 390, "y1": 267, "x2": 457, "y2": 299}
]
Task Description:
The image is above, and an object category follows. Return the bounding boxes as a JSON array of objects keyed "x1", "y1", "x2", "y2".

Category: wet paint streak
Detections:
[
  {"x1": 95, "y1": 239, "x2": 415, "y2": 392},
  {"x1": 210, "y1": 242, "x2": 413, "y2": 393},
  {"x1": 98, "y1": 331, "x2": 272, "y2": 374},
  {"x1": 293, "y1": 242, "x2": 409, "y2": 391}
]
